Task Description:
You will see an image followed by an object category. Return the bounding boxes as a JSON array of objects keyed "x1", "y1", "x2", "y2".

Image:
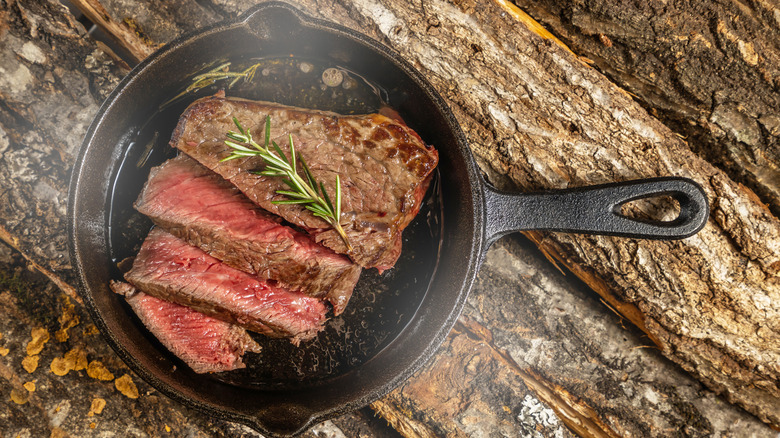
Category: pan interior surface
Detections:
[{"x1": 71, "y1": 3, "x2": 479, "y2": 433}]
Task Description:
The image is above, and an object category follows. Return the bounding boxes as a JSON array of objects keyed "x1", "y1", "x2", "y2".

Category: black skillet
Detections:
[{"x1": 68, "y1": 2, "x2": 709, "y2": 436}]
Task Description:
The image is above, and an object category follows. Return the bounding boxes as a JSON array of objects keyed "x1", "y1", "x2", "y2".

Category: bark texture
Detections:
[
  {"x1": 68, "y1": 0, "x2": 223, "y2": 63},
  {"x1": 309, "y1": 0, "x2": 778, "y2": 426},
  {"x1": 375, "y1": 236, "x2": 774, "y2": 437},
  {"x1": 0, "y1": 0, "x2": 128, "y2": 278},
  {"x1": 514, "y1": 0, "x2": 780, "y2": 216},
  {"x1": 1, "y1": 0, "x2": 778, "y2": 435}
]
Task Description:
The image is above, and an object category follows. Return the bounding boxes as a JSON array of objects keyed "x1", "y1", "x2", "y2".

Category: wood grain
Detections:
[
  {"x1": 67, "y1": 0, "x2": 159, "y2": 63},
  {"x1": 513, "y1": 0, "x2": 780, "y2": 216},
  {"x1": 0, "y1": 0, "x2": 126, "y2": 274},
  {"x1": 377, "y1": 236, "x2": 773, "y2": 437},
  {"x1": 312, "y1": 0, "x2": 779, "y2": 426},
  {"x1": 2, "y1": 0, "x2": 778, "y2": 435}
]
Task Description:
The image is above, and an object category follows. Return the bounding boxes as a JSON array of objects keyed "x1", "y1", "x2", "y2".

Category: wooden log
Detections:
[
  {"x1": 4, "y1": 0, "x2": 777, "y2": 434},
  {"x1": 373, "y1": 237, "x2": 774, "y2": 437},
  {"x1": 512, "y1": 0, "x2": 780, "y2": 216},
  {"x1": 199, "y1": 0, "x2": 780, "y2": 429},
  {"x1": 298, "y1": 0, "x2": 777, "y2": 427},
  {"x1": 67, "y1": 0, "x2": 224, "y2": 64},
  {"x1": 66, "y1": 0, "x2": 158, "y2": 63},
  {"x1": 0, "y1": 0, "x2": 130, "y2": 291}
]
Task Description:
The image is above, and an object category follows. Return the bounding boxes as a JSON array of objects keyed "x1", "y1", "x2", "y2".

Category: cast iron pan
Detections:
[{"x1": 68, "y1": 2, "x2": 709, "y2": 436}]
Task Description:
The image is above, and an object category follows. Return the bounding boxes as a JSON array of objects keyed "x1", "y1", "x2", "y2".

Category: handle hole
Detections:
[{"x1": 618, "y1": 195, "x2": 681, "y2": 223}]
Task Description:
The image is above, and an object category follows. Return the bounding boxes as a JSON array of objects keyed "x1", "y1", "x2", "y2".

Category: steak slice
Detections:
[
  {"x1": 125, "y1": 228, "x2": 328, "y2": 344},
  {"x1": 172, "y1": 95, "x2": 438, "y2": 271},
  {"x1": 135, "y1": 154, "x2": 360, "y2": 314},
  {"x1": 110, "y1": 281, "x2": 261, "y2": 374}
]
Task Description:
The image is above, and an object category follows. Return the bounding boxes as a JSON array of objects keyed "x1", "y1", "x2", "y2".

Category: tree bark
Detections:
[
  {"x1": 373, "y1": 236, "x2": 774, "y2": 437},
  {"x1": 1, "y1": 0, "x2": 778, "y2": 435},
  {"x1": 311, "y1": 0, "x2": 779, "y2": 426},
  {"x1": 85, "y1": 0, "x2": 780, "y2": 430},
  {"x1": 0, "y1": 0, "x2": 130, "y2": 292},
  {"x1": 513, "y1": 0, "x2": 780, "y2": 216}
]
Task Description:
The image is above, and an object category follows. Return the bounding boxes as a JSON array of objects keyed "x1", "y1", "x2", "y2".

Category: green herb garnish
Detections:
[
  {"x1": 222, "y1": 116, "x2": 352, "y2": 251},
  {"x1": 164, "y1": 62, "x2": 262, "y2": 106}
]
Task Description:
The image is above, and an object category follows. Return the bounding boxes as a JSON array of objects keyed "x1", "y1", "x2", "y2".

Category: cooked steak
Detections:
[
  {"x1": 110, "y1": 281, "x2": 261, "y2": 374},
  {"x1": 135, "y1": 154, "x2": 360, "y2": 314},
  {"x1": 172, "y1": 94, "x2": 438, "y2": 271},
  {"x1": 125, "y1": 228, "x2": 328, "y2": 344}
]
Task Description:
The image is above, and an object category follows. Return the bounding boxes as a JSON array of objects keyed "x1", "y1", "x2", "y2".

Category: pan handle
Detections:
[{"x1": 483, "y1": 177, "x2": 709, "y2": 247}]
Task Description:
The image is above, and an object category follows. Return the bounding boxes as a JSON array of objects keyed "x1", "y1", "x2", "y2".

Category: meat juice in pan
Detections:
[{"x1": 107, "y1": 56, "x2": 443, "y2": 388}]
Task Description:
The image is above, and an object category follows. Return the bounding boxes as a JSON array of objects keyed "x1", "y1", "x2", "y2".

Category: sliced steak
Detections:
[
  {"x1": 135, "y1": 154, "x2": 360, "y2": 314},
  {"x1": 110, "y1": 281, "x2": 261, "y2": 374},
  {"x1": 125, "y1": 228, "x2": 328, "y2": 344},
  {"x1": 172, "y1": 95, "x2": 438, "y2": 271}
]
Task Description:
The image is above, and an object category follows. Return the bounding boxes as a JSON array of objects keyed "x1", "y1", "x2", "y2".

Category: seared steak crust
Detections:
[
  {"x1": 125, "y1": 228, "x2": 328, "y2": 344},
  {"x1": 172, "y1": 95, "x2": 438, "y2": 271},
  {"x1": 110, "y1": 281, "x2": 261, "y2": 374},
  {"x1": 135, "y1": 155, "x2": 360, "y2": 314}
]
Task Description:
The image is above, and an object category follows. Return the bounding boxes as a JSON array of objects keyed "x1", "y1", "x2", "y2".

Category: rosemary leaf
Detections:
[
  {"x1": 289, "y1": 134, "x2": 297, "y2": 174},
  {"x1": 299, "y1": 156, "x2": 318, "y2": 194},
  {"x1": 226, "y1": 132, "x2": 249, "y2": 143},
  {"x1": 320, "y1": 182, "x2": 335, "y2": 214},
  {"x1": 260, "y1": 151, "x2": 290, "y2": 169},
  {"x1": 306, "y1": 205, "x2": 330, "y2": 217},
  {"x1": 335, "y1": 174, "x2": 342, "y2": 219},
  {"x1": 224, "y1": 141, "x2": 256, "y2": 153},
  {"x1": 273, "y1": 199, "x2": 316, "y2": 205},
  {"x1": 219, "y1": 155, "x2": 244, "y2": 162},
  {"x1": 276, "y1": 190, "x2": 311, "y2": 199},
  {"x1": 271, "y1": 141, "x2": 290, "y2": 166},
  {"x1": 255, "y1": 170, "x2": 286, "y2": 177}
]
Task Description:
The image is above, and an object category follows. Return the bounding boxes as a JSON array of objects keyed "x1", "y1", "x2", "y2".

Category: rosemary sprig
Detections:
[
  {"x1": 164, "y1": 62, "x2": 262, "y2": 106},
  {"x1": 222, "y1": 116, "x2": 353, "y2": 251}
]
